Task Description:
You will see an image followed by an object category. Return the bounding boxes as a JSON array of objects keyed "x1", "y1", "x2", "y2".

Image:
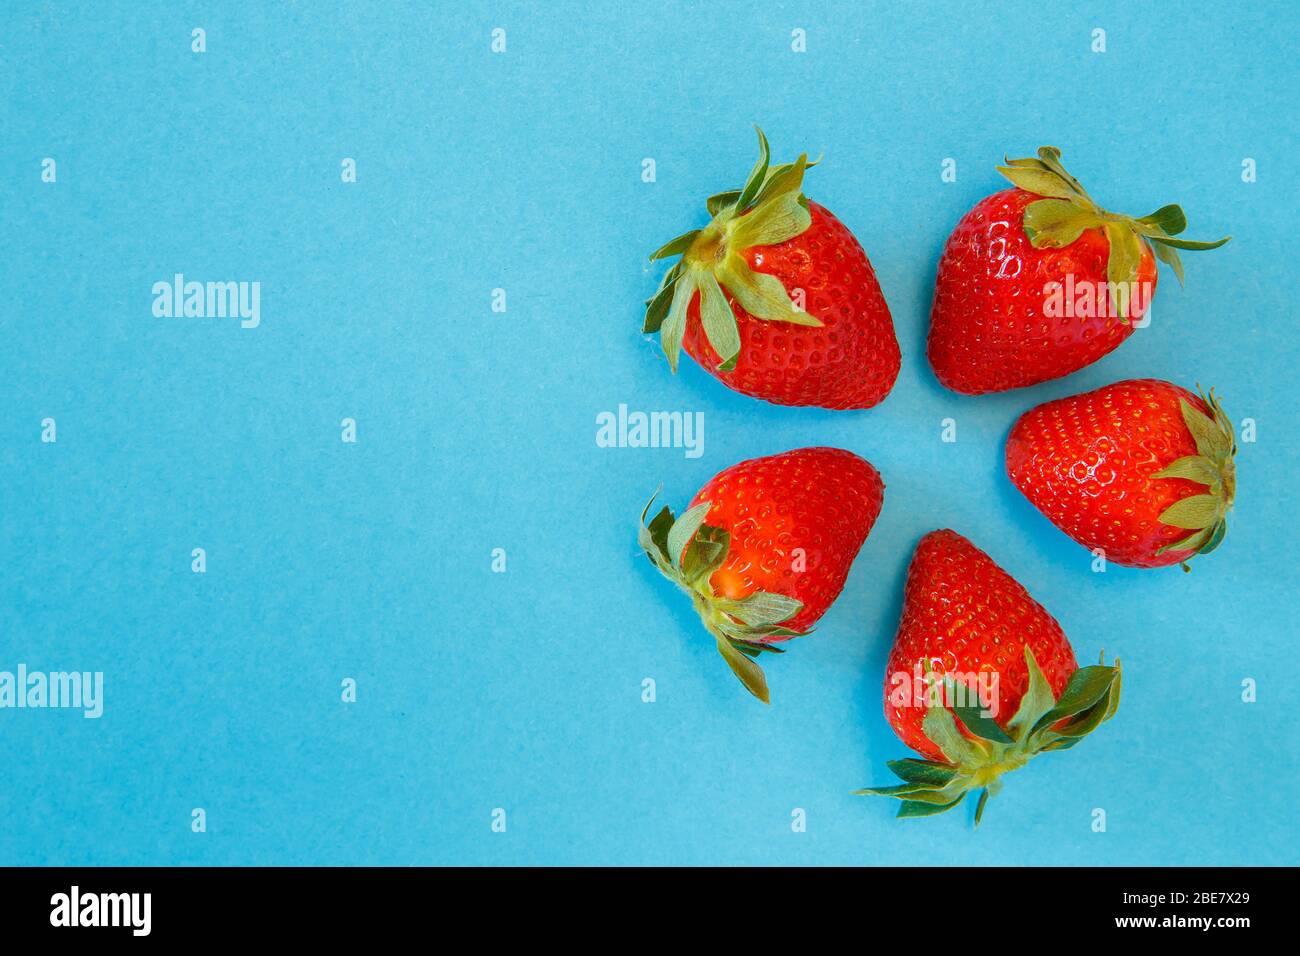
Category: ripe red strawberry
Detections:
[
  {"x1": 643, "y1": 128, "x2": 899, "y2": 410},
  {"x1": 858, "y1": 530, "x2": 1121, "y2": 823},
  {"x1": 1006, "y1": 378, "x2": 1238, "y2": 569},
  {"x1": 639, "y1": 447, "x2": 884, "y2": 702},
  {"x1": 927, "y1": 147, "x2": 1229, "y2": 394}
]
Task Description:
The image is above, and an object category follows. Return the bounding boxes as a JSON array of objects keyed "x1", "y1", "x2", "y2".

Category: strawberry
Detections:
[
  {"x1": 1006, "y1": 378, "x2": 1238, "y2": 569},
  {"x1": 643, "y1": 128, "x2": 899, "y2": 410},
  {"x1": 858, "y1": 530, "x2": 1121, "y2": 823},
  {"x1": 927, "y1": 146, "x2": 1229, "y2": 394},
  {"x1": 639, "y1": 447, "x2": 884, "y2": 702}
]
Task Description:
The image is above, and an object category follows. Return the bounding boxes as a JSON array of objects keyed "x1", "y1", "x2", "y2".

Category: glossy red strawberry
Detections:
[
  {"x1": 643, "y1": 129, "x2": 899, "y2": 410},
  {"x1": 639, "y1": 447, "x2": 884, "y2": 702},
  {"x1": 927, "y1": 147, "x2": 1229, "y2": 394},
  {"x1": 858, "y1": 530, "x2": 1121, "y2": 823},
  {"x1": 1007, "y1": 379, "x2": 1238, "y2": 569}
]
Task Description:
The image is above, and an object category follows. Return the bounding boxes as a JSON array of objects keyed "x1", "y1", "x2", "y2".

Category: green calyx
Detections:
[
  {"x1": 638, "y1": 491, "x2": 806, "y2": 704},
  {"x1": 856, "y1": 646, "x2": 1122, "y2": 825},
  {"x1": 643, "y1": 127, "x2": 822, "y2": 374},
  {"x1": 999, "y1": 147, "x2": 1230, "y2": 321},
  {"x1": 1152, "y1": 387, "x2": 1237, "y2": 566}
]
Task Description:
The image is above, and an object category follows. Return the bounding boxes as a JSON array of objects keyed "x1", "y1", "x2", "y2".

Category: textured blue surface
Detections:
[{"x1": 2, "y1": 1, "x2": 1296, "y2": 865}]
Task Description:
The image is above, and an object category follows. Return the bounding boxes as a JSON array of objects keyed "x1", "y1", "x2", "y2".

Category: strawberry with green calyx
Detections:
[
  {"x1": 857, "y1": 530, "x2": 1121, "y2": 824},
  {"x1": 644, "y1": 128, "x2": 899, "y2": 410},
  {"x1": 639, "y1": 447, "x2": 884, "y2": 703},
  {"x1": 859, "y1": 647, "x2": 1122, "y2": 824},
  {"x1": 927, "y1": 146, "x2": 1230, "y2": 395},
  {"x1": 1006, "y1": 378, "x2": 1238, "y2": 569}
]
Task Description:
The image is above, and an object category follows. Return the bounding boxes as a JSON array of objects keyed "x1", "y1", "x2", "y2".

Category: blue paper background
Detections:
[{"x1": 2, "y1": 0, "x2": 1296, "y2": 865}]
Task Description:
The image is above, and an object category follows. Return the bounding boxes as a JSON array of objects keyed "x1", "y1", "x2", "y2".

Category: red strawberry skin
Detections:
[
  {"x1": 682, "y1": 202, "x2": 900, "y2": 410},
  {"x1": 927, "y1": 188, "x2": 1157, "y2": 394},
  {"x1": 688, "y1": 447, "x2": 884, "y2": 634},
  {"x1": 884, "y1": 530, "x2": 1078, "y2": 761},
  {"x1": 1006, "y1": 379, "x2": 1219, "y2": 568}
]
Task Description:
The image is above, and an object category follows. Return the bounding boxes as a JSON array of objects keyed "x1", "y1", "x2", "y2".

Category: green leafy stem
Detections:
[
  {"x1": 643, "y1": 127, "x2": 822, "y2": 374},
  {"x1": 638, "y1": 491, "x2": 807, "y2": 704},
  {"x1": 1000, "y1": 146, "x2": 1230, "y2": 321},
  {"x1": 1152, "y1": 387, "x2": 1237, "y2": 566},
  {"x1": 857, "y1": 646, "x2": 1122, "y2": 824}
]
